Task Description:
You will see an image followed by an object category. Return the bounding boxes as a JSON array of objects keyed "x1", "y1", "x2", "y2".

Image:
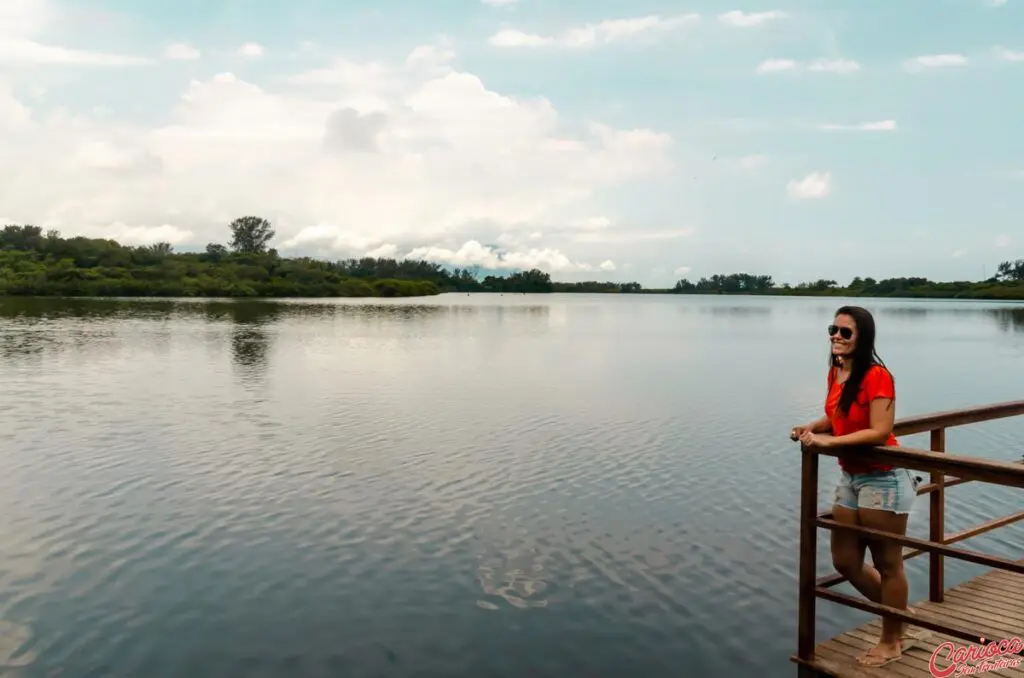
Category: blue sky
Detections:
[{"x1": 0, "y1": 0, "x2": 1021, "y2": 286}]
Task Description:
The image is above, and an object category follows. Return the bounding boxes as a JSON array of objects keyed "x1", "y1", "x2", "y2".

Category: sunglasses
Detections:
[{"x1": 828, "y1": 325, "x2": 853, "y2": 340}]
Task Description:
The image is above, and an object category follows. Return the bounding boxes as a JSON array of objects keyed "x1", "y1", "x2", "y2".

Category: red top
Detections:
[{"x1": 826, "y1": 364, "x2": 899, "y2": 474}]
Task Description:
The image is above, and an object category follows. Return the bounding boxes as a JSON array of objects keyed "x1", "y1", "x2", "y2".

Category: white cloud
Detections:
[
  {"x1": 403, "y1": 240, "x2": 597, "y2": 272},
  {"x1": 787, "y1": 172, "x2": 832, "y2": 199},
  {"x1": 570, "y1": 227, "x2": 693, "y2": 244},
  {"x1": 0, "y1": 41, "x2": 674, "y2": 275},
  {"x1": 986, "y1": 0, "x2": 1007, "y2": 6},
  {"x1": 406, "y1": 42, "x2": 456, "y2": 68},
  {"x1": 994, "y1": 46, "x2": 1024, "y2": 61},
  {"x1": 238, "y1": 42, "x2": 265, "y2": 57},
  {"x1": 674, "y1": 265, "x2": 692, "y2": 276},
  {"x1": 0, "y1": 87, "x2": 32, "y2": 126},
  {"x1": 365, "y1": 243, "x2": 399, "y2": 258},
  {"x1": 489, "y1": 14, "x2": 700, "y2": 49},
  {"x1": 0, "y1": 0, "x2": 150, "y2": 66},
  {"x1": 904, "y1": 54, "x2": 968, "y2": 71},
  {"x1": 165, "y1": 43, "x2": 200, "y2": 60},
  {"x1": 489, "y1": 30, "x2": 552, "y2": 48},
  {"x1": 599, "y1": 259, "x2": 616, "y2": 271},
  {"x1": 951, "y1": 249, "x2": 967, "y2": 258},
  {"x1": 757, "y1": 58, "x2": 860, "y2": 74},
  {"x1": 756, "y1": 58, "x2": 798, "y2": 73},
  {"x1": 0, "y1": 40, "x2": 151, "y2": 66},
  {"x1": 718, "y1": 10, "x2": 787, "y2": 27},
  {"x1": 69, "y1": 140, "x2": 163, "y2": 174},
  {"x1": 106, "y1": 223, "x2": 195, "y2": 246},
  {"x1": 0, "y1": 0, "x2": 54, "y2": 39},
  {"x1": 818, "y1": 120, "x2": 896, "y2": 131},
  {"x1": 995, "y1": 234, "x2": 1012, "y2": 248}
]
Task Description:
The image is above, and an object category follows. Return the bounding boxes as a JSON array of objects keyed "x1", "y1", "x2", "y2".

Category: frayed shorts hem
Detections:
[{"x1": 833, "y1": 468, "x2": 919, "y2": 514}]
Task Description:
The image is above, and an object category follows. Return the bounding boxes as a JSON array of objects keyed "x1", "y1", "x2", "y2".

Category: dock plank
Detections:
[{"x1": 804, "y1": 568, "x2": 1024, "y2": 677}]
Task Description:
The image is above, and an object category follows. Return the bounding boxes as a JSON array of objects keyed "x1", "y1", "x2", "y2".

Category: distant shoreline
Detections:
[
  {"x1": 4, "y1": 282, "x2": 1023, "y2": 302},
  {"x1": 5, "y1": 290, "x2": 1024, "y2": 304},
  {"x1": 2, "y1": 223, "x2": 1022, "y2": 301},
  {"x1": 631, "y1": 288, "x2": 1024, "y2": 301}
]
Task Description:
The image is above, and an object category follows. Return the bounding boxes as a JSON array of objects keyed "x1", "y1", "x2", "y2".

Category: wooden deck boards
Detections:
[{"x1": 806, "y1": 568, "x2": 1024, "y2": 677}]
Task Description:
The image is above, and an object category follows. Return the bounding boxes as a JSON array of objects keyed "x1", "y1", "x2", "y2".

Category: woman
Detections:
[{"x1": 790, "y1": 305, "x2": 921, "y2": 668}]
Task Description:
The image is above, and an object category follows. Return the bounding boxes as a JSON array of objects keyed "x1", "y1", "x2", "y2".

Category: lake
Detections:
[{"x1": 0, "y1": 294, "x2": 1022, "y2": 678}]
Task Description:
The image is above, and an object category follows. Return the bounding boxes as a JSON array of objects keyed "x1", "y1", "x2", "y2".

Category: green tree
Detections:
[
  {"x1": 205, "y1": 243, "x2": 229, "y2": 262},
  {"x1": 229, "y1": 216, "x2": 275, "y2": 254},
  {"x1": 996, "y1": 259, "x2": 1024, "y2": 282},
  {"x1": 673, "y1": 278, "x2": 696, "y2": 293}
]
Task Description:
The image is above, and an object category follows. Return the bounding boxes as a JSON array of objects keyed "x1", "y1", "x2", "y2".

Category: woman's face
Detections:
[{"x1": 830, "y1": 313, "x2": 857, "y2": 358}]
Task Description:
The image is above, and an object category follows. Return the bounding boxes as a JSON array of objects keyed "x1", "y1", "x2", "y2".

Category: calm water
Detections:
[{"x1": 1, "y1": 294, "x2": 1022, "y2": 678}]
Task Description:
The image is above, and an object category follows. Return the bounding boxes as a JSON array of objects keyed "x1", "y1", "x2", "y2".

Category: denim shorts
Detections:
[{"x1": 834, "y1": 468, "x2": 920, "y2": 514}]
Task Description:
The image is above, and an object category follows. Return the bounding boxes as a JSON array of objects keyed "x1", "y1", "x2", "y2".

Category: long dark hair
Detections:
[{"x1": 829, "y1": 305, "x2": 890, "y2": 414}]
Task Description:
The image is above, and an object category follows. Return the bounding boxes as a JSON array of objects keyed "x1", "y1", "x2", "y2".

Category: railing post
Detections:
[
  {"x1": 929, "y1": 427, "x2": 946, "y2": 603},
  {"x1": 797, "y1": 443, "x2": 820, "y2": 674}
]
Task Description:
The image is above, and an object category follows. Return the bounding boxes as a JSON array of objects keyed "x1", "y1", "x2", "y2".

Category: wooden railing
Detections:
[{"x1": 792, "y1": 400, "x2": 1024, "y2": 676}]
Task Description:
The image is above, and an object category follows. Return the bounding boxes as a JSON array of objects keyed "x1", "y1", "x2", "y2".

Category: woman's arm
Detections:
[
  {"x1": 791, "y1": 415, "x2": 832, "y2": 441},
  {"x1": 824, "y1": 397, "x2": 895, "y2": 447},
  {"x1": 806, "y1": 415, "x2": 832, "y2": 434}
]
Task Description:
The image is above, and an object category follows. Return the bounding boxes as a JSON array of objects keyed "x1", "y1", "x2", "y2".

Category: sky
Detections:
[{"x1": 0, "y1": 0, "x2": 1022, "y2": 287}]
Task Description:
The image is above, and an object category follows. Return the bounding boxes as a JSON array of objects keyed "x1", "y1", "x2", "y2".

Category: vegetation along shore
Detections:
[{"x1": 1, "y1": 218, "x2": 1022, "y2": 299}]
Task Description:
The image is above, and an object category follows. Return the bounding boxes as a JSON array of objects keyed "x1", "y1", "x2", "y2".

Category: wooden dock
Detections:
[
  {"x1": 808, "y1": 566, "x2": 1023, "y2": 677},
  {"x1": 791, "y1": 400, "x2": 1024, "y2": 678}
]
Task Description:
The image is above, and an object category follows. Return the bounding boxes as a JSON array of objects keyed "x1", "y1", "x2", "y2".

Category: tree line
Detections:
[
  {"x1": 0, "y1": 220, "x2": 442, "y2": 298},
  {"x1": 671, "y1": 266, "x2": 1024, "y2": 299},
  {"x1": 1, "y1": 217, "x2": 1021, "y2": 299},
  {"x1": 0, "y1": 218, "x2": 638, "y2": 298}
]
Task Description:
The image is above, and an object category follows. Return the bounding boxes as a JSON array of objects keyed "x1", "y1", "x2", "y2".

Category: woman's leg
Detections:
[
  {"x1": 854, "y1": 469, "x2": 917, "y2": 667},
  {"x1": 830, "y1": 505, "x2": 881, "y2": 601},
  {"x1": 830, "y1": 472, "x2": 882, "y2": 601}
]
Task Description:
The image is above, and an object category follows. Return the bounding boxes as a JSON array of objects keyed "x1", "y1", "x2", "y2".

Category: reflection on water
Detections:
[
  {"x1": 476, "y1": 550, "x2": 551, "y2": 610},
  {"x1": 990, "y1": 307, "x2": 1024, "y2": 333},
  {"x1": 0, "y1": 294, "x2": 1022, "y2": 678},
  {"x1": 218, "y1": 303, "x2": 282, "y2": 383},
  {"x1": 875, "y1": 303, "x2": 1024, "y2": 333},
  {"x1": 878, "y1": 306, "x2": 929, "y2": 319},
  {"x1": 231, "y1": 327, "x2": 272, "y2": 383},
  {"x1": 699, "y1": 305, "x2": 773, "y2": 317}
]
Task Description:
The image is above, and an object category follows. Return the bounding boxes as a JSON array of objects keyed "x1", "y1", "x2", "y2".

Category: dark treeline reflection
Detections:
[
  {"x1": 698, "y1": 305, "x2": 774, "y2": 317},
  {"x1": 223, "y1": 303, "x2": 282, "y2": 382},
  {"x1": 877, "y1": 305, "x2": 1024, "y2": 333},
  {"x1": 1, "y1": 299, "x2": 1019, "y2": 366},
  {"x1": 0, "y1": 298, "x2": 555, "y2": 363},
  {"x1": 0, "y1": 297, "x2": 549, "y2": 323},
  {"x1": 990, "y1": 307, "x2": 1024, "y2": 333},
  {"x1": 1, "y1": 297, "x2": 1019, "y2": 330}
]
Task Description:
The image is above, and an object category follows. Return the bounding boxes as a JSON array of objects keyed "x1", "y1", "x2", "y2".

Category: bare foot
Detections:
[{"x1": 857, "y1": 641, "x2": 902, "y2": 667}]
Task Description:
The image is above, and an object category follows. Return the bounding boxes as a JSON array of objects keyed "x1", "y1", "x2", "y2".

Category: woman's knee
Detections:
[
  {"x1": 830, "y1": 504, "x2": 865, "y2": 575},
  {"x1": 872, "y1": 548, "x2": 905, "y2": 578},
  {"x1": 831, "y1": 555, "x2": 863, "y2": 577},
  {"x1": 858, "y1": 505, "x2": 910, "y2": 578}
]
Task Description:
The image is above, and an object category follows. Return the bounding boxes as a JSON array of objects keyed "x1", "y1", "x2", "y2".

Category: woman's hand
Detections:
[
  {"x1": 799, "y1": 430, "x2": 834, "y2": 448},
  {"x1": 790, "y1": 424, "x2": 811, "y2": 441}
]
